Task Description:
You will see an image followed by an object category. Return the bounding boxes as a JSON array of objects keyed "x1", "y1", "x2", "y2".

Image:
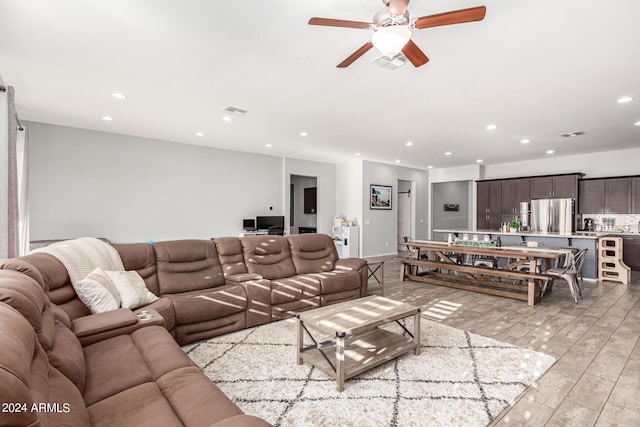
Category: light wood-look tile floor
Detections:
[{"x1": 366, "y1": 254, "x2": 640, "y2": 426}]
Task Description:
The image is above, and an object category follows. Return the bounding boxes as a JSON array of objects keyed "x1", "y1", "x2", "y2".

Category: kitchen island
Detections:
[{"x1": 432, "y1": 229, "x2": 601, "y2": 279}]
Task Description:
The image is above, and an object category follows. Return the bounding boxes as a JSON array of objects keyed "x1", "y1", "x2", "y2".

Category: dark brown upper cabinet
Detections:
[
  {"x1": 633, "y1": 177, "x2": 640, "y2": 214},
  {"x1": 303, "y1": 187, "x2": 317, "y2": 214},
  {"x1": 578, "y1": 179, "x2": 605, "y2": 214},
  {"x1": 477, "y1": 180, "x2": 502, "y2": 230},
  {"x1": 530, "y1": 174, "x2": 580, "y2": 199},
  {"x1": 501, "y1": 178, "x2": 530, "y2": 215},
  {"x1": 605, "y1": 178, "x2": 632, "y2": 213},
  {"x1": 579, "y1": 177, "x2": 633, "y2": 214}
]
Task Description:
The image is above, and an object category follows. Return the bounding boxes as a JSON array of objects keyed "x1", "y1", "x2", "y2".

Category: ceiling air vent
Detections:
[
  {"x1": 560, "y1": 131, "x2": 585, "y2": 138},
  {"x1": 224, "y1": 106, "x2": 248, "y2": 116},
  {"x1": 371, "y1": 53, "x2": 406, "y2": 70}
]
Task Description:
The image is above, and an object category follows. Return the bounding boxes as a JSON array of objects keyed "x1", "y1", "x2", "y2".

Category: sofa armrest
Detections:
[
  {"x1": 335, "y1": 258, "x2": 367, "y2": 271},
  {"x1": 226, "y1": 273, "x2": 264, "y2": 283},
  {"x1": 71, "y1": 308, "x2": 165, "y2": 346},
  {"x1": 72, "y1": 309, "x2": 137, "y2": 337}
]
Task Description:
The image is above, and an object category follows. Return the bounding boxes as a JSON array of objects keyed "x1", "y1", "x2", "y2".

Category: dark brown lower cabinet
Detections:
[{"x1": 618, "y1": 235, "x2": 640, "y2": 270}]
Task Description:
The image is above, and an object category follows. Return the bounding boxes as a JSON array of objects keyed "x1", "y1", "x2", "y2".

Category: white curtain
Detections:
[
  {"x1": 2, "y1": 85, "x2": 29, "y2": 257},
  {"x1": 16, "y1": 126, "x2": 29, "y2": 255}
]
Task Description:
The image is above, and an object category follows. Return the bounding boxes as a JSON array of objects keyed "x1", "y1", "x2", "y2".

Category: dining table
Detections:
[{"x1": 399, "y1": 240, "x2": 575, "y2": 305}]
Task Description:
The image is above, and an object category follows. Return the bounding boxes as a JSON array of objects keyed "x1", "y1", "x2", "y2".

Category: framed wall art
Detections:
[{"x1": 370, "y1": 184, "x2": 392, "y2": 210}]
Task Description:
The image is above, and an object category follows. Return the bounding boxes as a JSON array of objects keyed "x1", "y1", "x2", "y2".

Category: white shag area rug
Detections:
[{"x1": 183, "y1": 317, "x2": 555, "y2": 427}]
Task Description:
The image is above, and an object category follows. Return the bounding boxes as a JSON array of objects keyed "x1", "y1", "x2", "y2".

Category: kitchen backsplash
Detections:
[{"x1": 583, "y1": 213, "x2": 640, "y2": 232}]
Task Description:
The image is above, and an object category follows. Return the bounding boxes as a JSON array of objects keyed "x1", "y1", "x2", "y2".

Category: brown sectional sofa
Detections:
[{"x1": 0, "y1": 233, "x2": 367, "y2": 426}]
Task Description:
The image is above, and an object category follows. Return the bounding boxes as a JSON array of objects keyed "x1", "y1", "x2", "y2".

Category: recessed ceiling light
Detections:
[
  {"x1": 101, "y1": 116, "x2": 112, "y2": 121},
  {"x1": 427, "y1": 165, "x2": 434, "y2": 169},
  {"x1": 222, "y1": 116, "x2": 233, "y2": 122},
  {"x1": 111, "y1": 92, "x2": 126, "y2": 100},
  {"x1": 395, "y1": 160, "x2": 401, "y2": 163},
  {"x1": 546, "y1": 150, "x2": 555, "y2": 154},
  {"x1": 521, "y1": 139, "x2": 530, "y2": 144},
  {"x1": 635, "y1": 120, "x2": 640, "y2": 126},
  {"x1": 444, "y1": 151, "x2": 452, "y2": 156},
  {"x1": 300, "y1": 132, "x2": 308, "y2": 137},
  {"x1": 354, "y1": 152, "x2": 361, "y2": 156},
  {"x1": 476, "y1": 159, "x2": 483, "y2": 163},
  {"x1": 486, "y1": 124, "x2": 497, "y2": 131},
  {"x1": 195, "y1": 132, "x2": 204, "y2": 137},
  {"x1": 265, "y1": 144, "x2": 272, "y2": 148},
  {"x1": 405, "y1": 141, "x2": 413, "y2": 146},
  {"x1": 617, "y1": 96, "x2": 633, "y2": 103}
]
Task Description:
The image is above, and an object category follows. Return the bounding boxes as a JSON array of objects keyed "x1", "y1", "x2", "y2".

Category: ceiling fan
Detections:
[{"x1": 308, "y1": 0, "x2": 486, "y2": 68}]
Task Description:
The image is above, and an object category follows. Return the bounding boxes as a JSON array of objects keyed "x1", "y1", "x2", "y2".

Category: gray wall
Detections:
[
  {"x1": 361, "y1": 160, "x2": 429, "y2": 258},
  {"x1": 432, "y1": 180, "x2": 471, "y2": 230},
  {"x1": 27, "y1": 122, "x2": 284, "y2": 243}
]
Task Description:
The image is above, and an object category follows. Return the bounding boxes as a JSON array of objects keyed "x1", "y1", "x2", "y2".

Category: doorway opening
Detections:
[
  {"x1": 397, "y1": 179, "x2": 416, "y2": 253},
  {"x1": 290, "y1": 175, "x2": 318, "y2": 234}
]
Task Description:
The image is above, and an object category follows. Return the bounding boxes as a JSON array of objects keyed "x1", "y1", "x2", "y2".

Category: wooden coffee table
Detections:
[{"x1": 296, "y1": 296, "x2": 421, "y2": 392}]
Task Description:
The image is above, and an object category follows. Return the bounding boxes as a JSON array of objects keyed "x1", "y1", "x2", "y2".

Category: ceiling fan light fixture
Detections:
[{"x1": 371, "y1": 26, "x2": 411, "y2": 57}]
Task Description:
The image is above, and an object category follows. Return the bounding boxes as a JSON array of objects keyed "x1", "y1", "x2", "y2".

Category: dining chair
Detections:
[{"x1": 544, "y1": 248, "x2": 588, "y2": 303}]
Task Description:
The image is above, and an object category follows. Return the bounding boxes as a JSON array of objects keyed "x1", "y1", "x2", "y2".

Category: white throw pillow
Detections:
[
  {"x1": 106, "y1": 270, "x2": 159, "y2": 309},
  {"x1": 74, "y1": 269, "x2": 120, "y2": 314}
]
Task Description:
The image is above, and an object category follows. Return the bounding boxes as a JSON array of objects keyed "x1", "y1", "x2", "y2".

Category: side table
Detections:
[{"x1": 367, "y1": 260, "x2": 384, "y2": 295}]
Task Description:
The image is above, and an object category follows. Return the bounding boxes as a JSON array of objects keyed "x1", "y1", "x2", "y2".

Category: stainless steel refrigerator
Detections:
[{"x1": 530, "y1": 198, "x2": 575, "y2": 234}]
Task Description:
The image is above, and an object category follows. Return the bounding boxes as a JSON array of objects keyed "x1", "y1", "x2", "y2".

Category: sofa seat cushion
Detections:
[
  {"x1": 271, "y1": 275, "x2": 321, "y2": 305},
  {"x1": 165, "y1": 284, "x2": 247, "y2": 325},
  {"x1": 87, "y1": 382, "x2": 185, "y2": 427},
  {"x1": 82, "y1": 326, "x2": 194, "y2": 405},
  {"x1": 87, "y1": 366, "x2": 245, "y2": 427},
  {"x1": 310, "y1": 270, "x2": 362, "y2": 294},
  {"x1": 156, "y1": 366, "x2": 245, "y2": 426}
]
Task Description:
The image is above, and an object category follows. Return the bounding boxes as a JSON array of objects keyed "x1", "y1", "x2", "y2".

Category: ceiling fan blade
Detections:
[
  {"x1": 414, "y1": 6, "x2": 486, "y2": 29},
  {"x1": 402, "y1": 39, "x2": 429, "y2": 67},
  {"x1": 308, "y1": 17, "x2": 371, "y2": 29},
  {"x1": 389, "y1": 0, "x2": 410, "y2": 15},
  {"x1": 337, "y1": 41, "x2": 374, "y2": 68}
]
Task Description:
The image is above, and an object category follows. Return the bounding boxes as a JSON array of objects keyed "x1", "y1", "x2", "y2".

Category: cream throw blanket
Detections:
[{"x1": 31, "y1": 237, "x2": 125, "y2": 284}]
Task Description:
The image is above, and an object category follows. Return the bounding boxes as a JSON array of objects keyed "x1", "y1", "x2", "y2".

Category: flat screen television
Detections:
[
  {"x1": 242, "y1": 219, "x2": 256, "y2": 230},
  {"x1": 256, "y1": 215, "x2": 285, "y2": 231}
]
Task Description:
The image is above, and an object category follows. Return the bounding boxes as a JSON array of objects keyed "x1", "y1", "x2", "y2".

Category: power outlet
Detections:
[{"x1": 385, "y1": 242, "x2": 389, "y2": 247}]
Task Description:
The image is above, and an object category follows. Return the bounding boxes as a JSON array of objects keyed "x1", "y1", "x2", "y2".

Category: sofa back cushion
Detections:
[
  {"x1": 153, "y1": 240, "x2": 225, "y2": 294},
  {"x1": 286, "y1": 234, "x2": 339, "y2": 274},
  {"x1": 114, "y1": 243, "x2": 160, "y2": 295},
  {"x1": 214, "y1": 237, "x2": 248, "y2": 277},
  {"x1": 241, "y1": 235, "x2": 296, "y2": 280},
  {"x1": 12, "y1": 253, "x2": 91, "y2": 320},
  {"x1": 0, "y1": 302, "x2": 90, "y2": 427},
  {"x1": 0, "y1": 270, "x2": 87, "y2": 394},
  {"x1": 0, "y1": 270, "x2": 55, "y2": 351}
]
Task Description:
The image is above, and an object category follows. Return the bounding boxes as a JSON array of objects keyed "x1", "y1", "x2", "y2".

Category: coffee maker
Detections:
[{"x1": 583, "y1": 218, "x2": 595, "y2": 231}]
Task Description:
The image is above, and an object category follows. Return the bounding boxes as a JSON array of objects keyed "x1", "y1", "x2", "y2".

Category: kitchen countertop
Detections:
[{"x1": 433, "y1": 229, "x2": 640, "y2": 239}]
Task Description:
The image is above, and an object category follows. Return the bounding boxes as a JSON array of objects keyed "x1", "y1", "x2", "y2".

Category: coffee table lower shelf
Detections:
[{"x1": 298, "y1": 327, "x2": 417, "y2": 391}]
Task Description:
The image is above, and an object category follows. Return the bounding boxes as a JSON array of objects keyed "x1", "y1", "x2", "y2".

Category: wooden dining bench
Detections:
[{"x1": 400, "y1": 257, "x2": 553, "y2": 305}]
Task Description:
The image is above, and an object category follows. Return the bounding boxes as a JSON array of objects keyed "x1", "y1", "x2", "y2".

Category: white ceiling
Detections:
[{"x1": 1, "y1": 0, "x2": 639, "y2": 170}]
